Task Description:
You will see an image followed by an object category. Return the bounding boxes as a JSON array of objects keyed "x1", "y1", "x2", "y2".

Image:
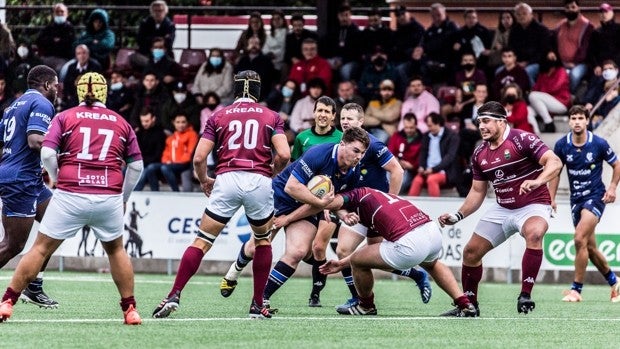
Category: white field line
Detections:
[{"x1": 0, "y1": 275, "x2": 215, "y2": 285}]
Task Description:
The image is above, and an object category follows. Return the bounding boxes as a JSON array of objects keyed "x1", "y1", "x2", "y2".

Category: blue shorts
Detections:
[
  {"x1": 571, "y1": 198, "x2": 605, "y2": 226},
  {"x1": 274, "y1": 201, "x2": 319, "y2": 227},
  {"x1": 0, "y1": 179, "x2": 53, "y2": 218}
]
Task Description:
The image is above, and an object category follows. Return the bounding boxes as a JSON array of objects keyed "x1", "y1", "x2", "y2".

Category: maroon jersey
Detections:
[
  {"x1": 203, "y1": 99, "x2": 285, "y2": 177},
  {"x1": 471, "y1": 127, "x2": 551, "y2": 209},
  {"x1": 43, "y1": 103, "x2": 142, "y2": 195},
  {"x1": 341, "y1": 187, "x2": 432, "y2": 242}
]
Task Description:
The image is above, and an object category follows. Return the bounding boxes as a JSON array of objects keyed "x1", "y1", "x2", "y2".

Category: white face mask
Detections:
[
  {"x1": 602, "y1": 68, "x2": 618, "y2": 81},
  {"x1": 110, "y1": 82, "x2": 123, "y2": 91},
  {"x1": 174, "y1": 93, "x2": 187, "y2": 104},
  {"x1": 17, "y1": 46, "x2": 29, "y2": 59}
]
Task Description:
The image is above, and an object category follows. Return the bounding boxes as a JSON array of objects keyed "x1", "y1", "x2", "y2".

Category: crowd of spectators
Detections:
[{"x1": 1, "y1": 1, "x2": 619, "y2": 195}]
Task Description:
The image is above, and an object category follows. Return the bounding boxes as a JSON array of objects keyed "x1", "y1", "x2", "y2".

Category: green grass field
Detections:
[{"x1": 0, "y1": 271, "x2": 618, "y2": 349}]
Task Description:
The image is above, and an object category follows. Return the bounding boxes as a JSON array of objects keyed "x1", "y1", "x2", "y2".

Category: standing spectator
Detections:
[
  {"x1": 283, "y1": 14, "x2": 318, "y2": 68},
  {"x1": 452, "y1": 9, "x2": 493, "y2": 67},
  {"x1": 6, "y1": 42, "x2": 43, "y2": 96},
  {"x1": 391, "y1": 6, "x2": 425, "y2": 95},
  {"x1": 549, "y1": 105, "x2": 620, "y2": 303},
  {"x1": 0, "y1": 74, "x2": 15, "y2": 118},
  {"x1": 488, "y1": 11, "x2": 515, "y2": 70},
  {"x1": 234, "y1": 12, "x2": 266, "y2": 63},
  {"x1": 508, "y1": 3, "x2": 551, "y2": 86},
  {"x1": 364, "y1": 79, "x2": 402, "y2": 143},
  {"x1": 36, "y1": 3, "x2": 75, "y2": 73},
  {"x1": 291, "y1": 96, "x2": 342, "y2": 160},
  {"x1": 288, "y1": 38, "x2": 332, "y2": 95},
  {"x1": 438, "y1": 101, "x2": 563, "y2": 317},
  {"x1": 549, "y1": 0, "x2": 594, "y2": 93},
  {"x1": 0, "y1": 19, "x2": 15, "y2": 65},
  {"x1": 130, "y1": 72, "x2": 171, "y2": 130},
  {"x1": 62, "y1": 44, "x2": 102, "y2": 110},
  {"x1": 528, "y1": 55, "x2": 571, "y2": 133},
  {"x1": 0, "y1": 72, "x2": 144, "y2": 325},
  {"x1": 134, "y1": 106, "x2": 168, "y2": 192},
  {"x1": 361, "y1": 8, "x2": 392, "y2": 59},
  {"x1": 320, "y1": 4, "x2": 362, "y2": 82},
  {"x1": 143, "y1": 37, "x2": 182, "y2": 87},
  {"x1": 107, "y1": 70, "x2": 134, "y2": 121},
  {"x1": 357, "y1": 49, "x2": 398, "y2": 103},
  {"x1": 265, "y1": 79, "x2": 301, "y2": 144},
  {"x1": 132, "y1": 0, "x2": 176, "y2": 70},
  {"x1": 262, "y1": 10, "x2": 287, "y2": 80},
  {"x1": 588, "y1": 3, "x2": 620, "y2": 77},
  {"x1": 492, "y1": 46, "x2": 530, "y2": 101},
  {"x1": 408, "y1": 112, "x2": 460, "y2": 197},
  {"x1": 289, "y1": 77, "x2": 326, "y2": 133},
  {"x1": 234, "y1": 36, "x2": 274, "y2": 102},
  {"x1": 191, "y1": 48, "x2": 234, "y2": 105},
  {"x1": 502, "y1": 83, "x2": 535, "y2": 133},
  {"x1": 399, "y1": 76, "x2": 440, "y2": 134},
  {"x1": 74, "y1": 8, "x2": 115, "y2": 71},
  {"x1": 161, "y1": 81, "x2": 201, "y2": 133},
  {"x1": 387, "y1": 112, "x2": 422, "y2": 195}
]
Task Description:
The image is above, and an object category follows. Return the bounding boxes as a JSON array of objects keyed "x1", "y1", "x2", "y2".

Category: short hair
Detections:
[
  {"x1": 140, "y1": 106, "x2": 155, "y2": 117},
  {"x1": 313, "y1": 95, "x2": 336, "y2": 113},
  {"x1": 338, "y1": 4, "x2": 351, "y2": 13},
  {"x1": 501, "y1": 46, "x2": 515, "y2": 54},
  {"x1": 564, "y1": 0, "x2": 578, "y2": 6},
  {"x1": 204, "y1": 91, "x2": 221, "y2": 105},
  {"x1": 27, "y1": 65, "x2": 57, "y2": 90},
  {"x1": 75, "y1": 44, "x2": 89, "y2": 54},
  {"x1": 409, "y1": 75, "x2": 424, "y2": 85},
  {"x1": 515, "y1": 2, "x2": 533, "y2": 14},
  {"x1": 426, "y1": 112, "x2": 445, "y2": 127},
  {"x1": 403, "y1": 112, "x2": 417, "y2": 124},
  {"x1": 290, "y1": 13, "x2": 304, "y2": 23},
  {"x1": 341, "y1": 126, "x2": 370, "y2": 150},
  {"x1": 302, "y1": 38, "x2": 317, "y2": 46},
  {"x1": 477, "y1": 101, "x2": 508, "y2": 120},
  {"x1": 150, "y1": 0, "x2": 168, "y2": 15},
  {"x1": 430, "y1": 3, "x2": 445, "y2": 11},
  {"x1": 307, "y1": 77, "x2": 326, "y2": 91},
  {"x1": 602, "y1": 59, "x2": 618, "y2": 68},
  {"x1": 151, "y1": 36, "x2": 165, "y2": 46},
  {"x1": 368, "y1": 8, "x2": 381, "y2": 17},
  {"x1": 173, "y1": 113, "x2": 188, "y2": 121},
  {"x1": 568, "y1": 105, "x2": 589, "y2": 119},
  {"x1": 464, "y1": 8, "x2": 477, "y2": 17},
  {"x1": 341, "y1": 103, "x2": 364, "y2": 118},
  {"x1": 53, "y1": 3, "x2": 67, "y2": 12},
  {"x1": 501, "y1": 83, "x2": 523, "y2": 99}
]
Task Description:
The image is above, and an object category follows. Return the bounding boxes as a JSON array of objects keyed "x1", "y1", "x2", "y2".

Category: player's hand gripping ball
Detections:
[{"x1": 306, "y1": 175, "x2": 333, "y2": 198}]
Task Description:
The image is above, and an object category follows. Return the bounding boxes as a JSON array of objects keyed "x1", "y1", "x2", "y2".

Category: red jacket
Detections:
[
  {"x1": 288, "y1": 55, "x2": 332, "y2": 94},
  {"x1": 161, "y1": 125, "x2": 199, "y2": 164},
  {"x1": 533, "y1": 67, "x2": 571, "y2": 107},
  {"x1": 506, "y1": 100, "x2": 533, "y2": 133}
]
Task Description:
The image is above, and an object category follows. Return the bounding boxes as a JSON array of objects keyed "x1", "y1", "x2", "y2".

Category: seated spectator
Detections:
[
  {"x1": 588, "y1": 3, "x2": 620, "y2": 78},
  {"x1": 262, "y1": 10, "x2": 287, "y2": 81},
  {"x1": 361, "y1": 8, "x2": 392, "y2": 59},
  {"x1": 334, "y1": 80, "x2": 365, "y2": 122},
  {"x1": 288, "y1": 38, "x2": 332, "y2": 95},
  {"x1": 528, "y1": 54, "x2": 571, "y2": 133},
  {"x1": 358, "y1": 49, "x2": 398, "y2": 103},
  {"x1": 592, "y1": 81, "x2": 620, "y2": 129},
  {"x1": 234, "y1": 35, "x2": 274, "y2": 101},
  {"x1": 452, "y1": 9, "x2": 493, "y2": 68},
  {"x1": 408, "y1": 112, "x2": 460, "y2": 197},
  {"x1": 0, "y1": 74, "x2": 15, "y2": 118},
  {"x1": 162, "y1": 81, "x2": 201, "y2": 132},
  {"x1": 107, "y1": 70, "x2": 134, "y2": 121},
  {"x1": 132, "y1": 0, "x2": 176, "y2": 71},
  {"x1": 199, "y1": 91, "x2": 224, "y2": 134},
  {"x1": 364, "y1": 79, "x2": 402, "y2": 143},
  {"x1": 451, "y1": 51, "x2": 487, "y2": 115},
  {"x1": 36, "y1": 3, "x2": 75, "y2": 73},
  {"x1": 584, "y1": 59, "x2": 618, "y2": 112},
  {"x1": 265, "y1": 78, "x2": 302, "y2": 144},
  {"x1": 74, "y1": 8, "x2": 115, "y2": 71},
  {"x1": 399, "y1": 76, "x2": 440, "y2": 134},
  {"x1": 291, "y1": 96, "x2": 342, "y2": 160},
  {"x1": 61, "y1": 44, "x2": 102, "y2": 109},
  {"x1": 134, "y1": 106, "x2": 167, "y2": 191},
  {"x1": 284, "y1": 13, "x2": 318, "y2": 69},
  {"x1": 320, "y1": 4, "x2": 362, "y2": 82},
  {"x1": 390, "y1": 6, "x2": 424, "y2": 96},
  {"x1": 459, "y1": 83, "x2": 488, "y2": 129},
  {"x1": 0, "y1": 19, "x2": 15, "y2": 65},
  {"x1": 130, "y1": 71, "x2": 171, "y2": 129},
  {"x1": 492, "y1": 46, "x2": 530, "y2": 101},
  {"x1": 140, "y1": 113, "x2": 199, "y2": 192},
  {"x1": 289, "y1": 77, "x2": 325, "y2": 133},
  {"x1": 7, "y1": 41, "x2": 44, "y2": 96},
  {"x1": 191, "y1": 48, "x2": 234, "y2": 105},
  {"x1": 488, "y1": 10, "x2": 515, "y2": 70},
  {"x1": 386, "y1": 112, "x2": 422, "y2": 195},
  {"x1": 143, "y1": 36, "x2": 182, "y2": 87},
  {"x1": 233, "y1": 12, "x2": 266, "y2": 63},
  {"x1": 501, "y1": 83, "x2": 535, "y2": 133},
  {"x1": 549, "y1": 0, "x2": 594, "y2": 94}
]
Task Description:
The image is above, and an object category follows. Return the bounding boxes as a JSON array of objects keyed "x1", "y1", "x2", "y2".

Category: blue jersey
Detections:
[
  {"x1": 0, "y1": 89, "x2": 55, "y2": 183},
  {"x1": 356, "y1": 133, "x2": 394, "y2": 192},
  {"x1": 554, "y1": 131, "x2": 617, "y2": 203},
  {"x1": 273, "y1": 143, "x2": 361, "y2": 214}
]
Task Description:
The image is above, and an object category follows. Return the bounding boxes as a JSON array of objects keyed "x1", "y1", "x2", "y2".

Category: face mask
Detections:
[
  {"x1": 152, "y1": 48, "x2": 165, "y2": 60},
  {"x1": 209, "y1": 56, "x2": 222, "y2": 66},
  {"x1": 281, "y1": 86, "x2": 293, "y2": 98},
  {"x1": 54, "y1": 16, "x2": 67, "y2": 24},
  {"x1": 372, "y1": 56, "x2": 386, "y2": 67},
  {"x1": 462, "y1": 63, "x2": 475, "y2": 71},
  {"x1": 602, "y1": 68, "x2": 618, "y2": 81},
  {"x1": 502, "y1": 94, "x2": 517, "y2": 104},
  {"x1": 205, "y1": 103, "x2": 218, "y2": 110},
  {"x1": 174, "y1": 93, "x2": 186, "y2": 104},
  {"x1": 17, "y1": 46, "x2": 28, "y2": 59},
  {"x1": 110, "y1": 82, "x2": 123, "y2": 91},
  {"x1": 564, "y1": 11, "x2": 579, "y2": 21}
]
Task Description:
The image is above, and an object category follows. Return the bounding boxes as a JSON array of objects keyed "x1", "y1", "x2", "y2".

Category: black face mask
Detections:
[
  {"x1": 205, "y1": 103, "x2": 218, "y2": 110},
  {"x1": 462, "y1": 63, "x2": 475, "y2": 71},
  {"x1": 373, "y1": 56, "x2": 386, "y2": 67},
  {"x1": 502, "y1": 94, "x2": 518, "y2": 104},
  {"x1": 540, "y1": 58, "x2": 557, "y2": 73},
  {"x1": 564, "y1": 11, "x2": 579, "y2": 21}
]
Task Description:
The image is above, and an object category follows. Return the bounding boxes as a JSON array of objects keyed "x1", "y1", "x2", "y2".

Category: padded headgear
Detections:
[
  {"x1": 77, "y1": 72, "x2": 107, "y2": 104},
  {"x1": 233, "y1": 70, "x2": 261, "y2": 102}
]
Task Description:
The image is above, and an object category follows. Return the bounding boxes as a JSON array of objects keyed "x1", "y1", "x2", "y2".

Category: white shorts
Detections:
[
  {"x1": 205, "y1": 171, "x2": 274, "y2": 221},
  {"x1": 379, "y1": 221, "x2": 443, "y2": 270},
  {"x1": 39, "y1": 190, "x2": 124, "y2": 242},
  {"x1": 475, "y1": 203, "x2": 552, "y2": 247}
]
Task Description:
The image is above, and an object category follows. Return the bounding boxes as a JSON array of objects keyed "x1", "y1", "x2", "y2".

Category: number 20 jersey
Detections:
[{"x1": 42, "y1": 104, "x2": 143, "y2": 195}]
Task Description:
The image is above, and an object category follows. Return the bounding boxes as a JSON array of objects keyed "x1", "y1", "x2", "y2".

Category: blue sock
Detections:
[
  {"x1": 263, "y1": 261, "x2": 295, "y2": 300},
  {"x1": 234, "y1": 242, "x2": 253, "y2": 271},
  {"x1": 571, "y1": 281, "x2": 583, "y2": 293},
  {"x1": 341, "y1": 267, "x2": 358, "y2": 299},
  {"x1": 604, "y1": 271, "x2": 618, "y2": 287},
  {"x1": 392, "y1": 267, "x2": 425, "y2": 283}
]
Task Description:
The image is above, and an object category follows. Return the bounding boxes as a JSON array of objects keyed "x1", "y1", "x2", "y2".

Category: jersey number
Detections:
[
  {"x1": 76, "y1": 127, "x2": 114, "y2": 160},
  {"x1": 2, "y1": 117, "x2": 16, "y2": 142},
  {"x1": 228, "y1": 119, "x2": 259, "y2": 150}
]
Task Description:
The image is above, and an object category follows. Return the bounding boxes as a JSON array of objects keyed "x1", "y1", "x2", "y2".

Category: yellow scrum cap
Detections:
[{"x1": 76, "y1": 72, "x2": 108, "y2": 104}]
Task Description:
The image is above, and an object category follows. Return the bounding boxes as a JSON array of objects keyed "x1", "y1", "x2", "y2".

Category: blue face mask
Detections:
[
  {"x1": 54, "y1": 16, "x2": 67, "y2": 24},
  {"x1": 281, "y1": 86, "x2": 294, "y2": 98},
  {"x1": 152, "y1": 48, "x2": 165, "y2": 60},
  {"x1": 209, "y1": 56, "x2": 222, "y2": 67}
]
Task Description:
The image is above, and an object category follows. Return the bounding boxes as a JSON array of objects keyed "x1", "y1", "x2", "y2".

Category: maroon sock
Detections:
[
  {"x1": 252, "y1": 244, "x2": 272, "y2": 306},
  {"x1": 521, "y1": 248, "x2": 543, "y2": 295},
  {"x1": 169, "y1": 246, "x2": 204, "y2": 297},
  {"x1": 358, "y1": 293, "x2": 375, "y2": 309},
  {"x1": 120, "y1": 296, "x2": 136, "y2": 312},
  {"x1": 2, "y1": 287, "x2": 20, "y2": 304},
  {"x1": 454, "y1": 294, "x2": 471, "y2": 310},
  {"x1": 461, "y1": 265, "x2": 483, "y2": 303}
]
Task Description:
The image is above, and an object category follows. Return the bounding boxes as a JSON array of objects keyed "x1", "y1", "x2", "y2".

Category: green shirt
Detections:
[{"x1": 291, "y1": 127, "x2": 343, "y2": 160}]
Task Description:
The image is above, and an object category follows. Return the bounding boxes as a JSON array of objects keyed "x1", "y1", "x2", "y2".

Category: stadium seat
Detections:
[
  {"x1": 179, "y1": 49, "x2": 207, "y2": 82},
  {"x1": 436, "y1": 86, "x2": 458, "y2": 106}
]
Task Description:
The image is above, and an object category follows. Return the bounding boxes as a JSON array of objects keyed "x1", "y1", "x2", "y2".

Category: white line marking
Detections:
[{"x1": 0, "y1": 275, "x2": 216, "y2": 285}]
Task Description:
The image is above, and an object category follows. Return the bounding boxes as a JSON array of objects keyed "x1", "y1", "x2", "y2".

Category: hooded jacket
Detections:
[{"x1": 75, "y1": 8, "x2": 115, "y2": 68}]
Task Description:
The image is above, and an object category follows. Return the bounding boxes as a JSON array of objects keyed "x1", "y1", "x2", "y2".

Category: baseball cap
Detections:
[
  {"x1": 172, "y1": 81, "x2": 187, "y2": 92},
  {"x1": 379, "y1": 79, "x2": 395, "y2": 90},
  {"x1": 600, "y1": 3, "x2": 613, "y2": 12}
]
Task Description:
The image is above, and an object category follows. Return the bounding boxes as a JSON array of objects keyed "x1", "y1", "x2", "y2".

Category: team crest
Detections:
[
  {"x1": 586, "y1": 152, "x2": 593, "y2": 162},
  {"x1": 504, "y1": 149, "x2": 511, "y2": 160},
  {"x1": 567, "y1": 154, "x2": 573, "y2": 162}
]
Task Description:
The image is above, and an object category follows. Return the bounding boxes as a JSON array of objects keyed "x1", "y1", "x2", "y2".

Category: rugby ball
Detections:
[{"x1": 307, "y1": 175, "x2": 332, "y2": 198}]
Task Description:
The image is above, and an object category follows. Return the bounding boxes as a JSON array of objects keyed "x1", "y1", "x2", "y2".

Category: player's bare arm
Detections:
[
  {"x1": 284, "y1": 175, "x2": 334, "y2": 207},
  {"x1": 271, "y1": 133, "x2": 291, "y2": 175},
  {"x1": 438, "y1": 179, "x2": 487, "y2": 227},
  {"x1": 192, "y1": 138, "x2": 216, "y2": 195},
  {"x1": 548, "y1": 165, "x2": 563, "y2": 212},
  {"x1": 26, "y1": 132, "x2": 46, "y2": 152},
  {"x1": 603, "y1": 160, "x2": 620, "y2": 204},
  {"x1": 319, "y1": 256, "x2": 351, "y2": 275},
  {"x1": 383, "y1": 157, "x2": 404, "y2": 194},
  {"x1": 519, "y1": 150, "x2": 563, "y2": 195}
]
